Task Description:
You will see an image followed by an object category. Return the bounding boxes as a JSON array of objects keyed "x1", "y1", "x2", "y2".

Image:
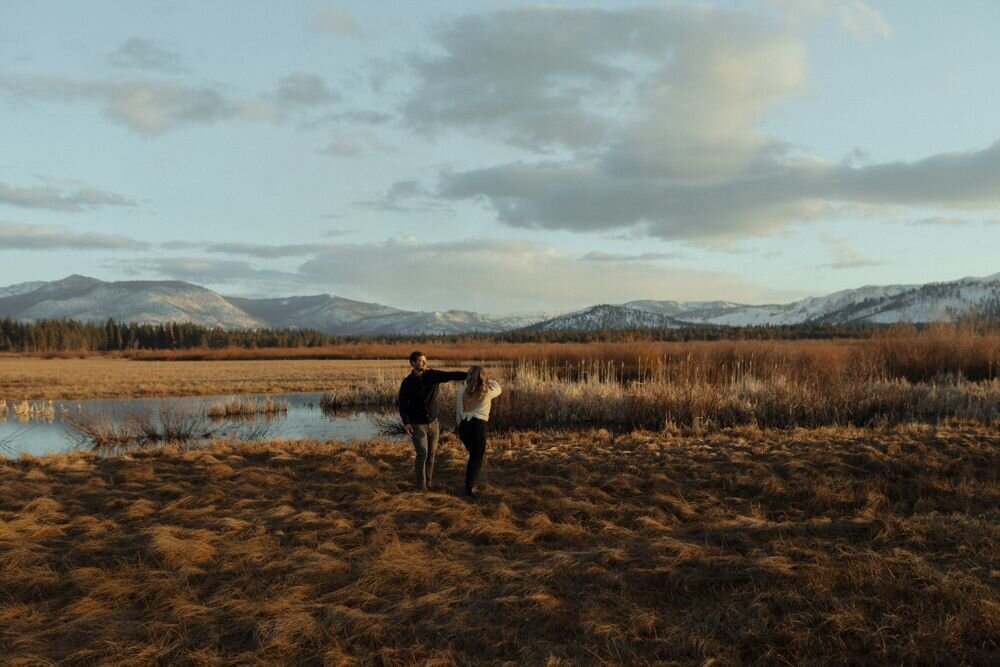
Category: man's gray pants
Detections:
[{"x1": 410, "y1": 420, "x2": 440, "y2": 490}]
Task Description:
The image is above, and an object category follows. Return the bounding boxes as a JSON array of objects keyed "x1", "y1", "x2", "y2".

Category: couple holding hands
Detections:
[{"x1": 398, "y1": 351, "x2": 501, "y2": 499}]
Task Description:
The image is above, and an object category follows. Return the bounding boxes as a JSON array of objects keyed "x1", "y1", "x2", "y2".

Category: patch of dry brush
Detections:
[{"x1": 0, "y1": 426, "x2": 997, "y2": 664}]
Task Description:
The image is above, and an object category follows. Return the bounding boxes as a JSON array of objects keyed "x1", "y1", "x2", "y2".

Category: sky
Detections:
[{"x1": 2, "y1": 0, "x2": 999, "y2": 315}]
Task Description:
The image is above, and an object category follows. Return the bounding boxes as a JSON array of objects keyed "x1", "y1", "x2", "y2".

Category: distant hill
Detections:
[
  {"x1": 619, "y1": 274, "x2": 1000, "y2": 327},
  {"x1": 1, "y1": 272, "x2": 999, "y2": 335},
  {"x1": 0, "y1": 275, "x2": 265, "y2": 330},
  {"x1": 522, "y1": 304, "x2": 687, "y2": 332}
]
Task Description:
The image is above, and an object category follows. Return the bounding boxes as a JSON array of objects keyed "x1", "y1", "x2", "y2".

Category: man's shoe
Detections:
[{"x1": 464, "y1": 487, "x2": 479, "y2": 499}]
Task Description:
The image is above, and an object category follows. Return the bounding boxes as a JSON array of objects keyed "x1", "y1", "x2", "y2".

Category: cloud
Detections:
[
  {"x1": 403, "y1": 5, "x2": 805, "y2": 177},
  {"x1": 765, "y1": 0, "x2": 891, "y2": 39},
  {"x1": 399, "y1": 6, "x2": 995, "y2": 245},
  {"x1": 403, "y1": 7, "x2": 642, "y2": 150},
  {"x1": 322, "y1": 227, "x2": 359, "y2": 237},
  {"x1": 273, "y1": 72, "x2": 338, "y2": 107},
  {"x1": 308, "y1": 3, "x2": 362, "y2": 36},
  {"x1": 158, "y1": 240, "x2": 202, "y2": 250},
  {"x1": 0, "y1": 181, "x2": 136, "y2": 212},
  {"x1": 580, "y1": 251, "x2": 682, "y2": 262},
  {"x1": 204, "y1": 242, "x2": 335, "y2": 258},
  {"x1": 108, "y1": 38, "x2": 188, "y2": 73},
  {"x1": 439, "y1": 138, "x2": 1000, "y2": 244},
  {"x1": 823, "y1": 236, "x2": 883, "y2": 270},
  {"x1": 321, "y1": 129, "x2": 392, "y2": 157},
  {"x1": 0, "y1": 221, "x2": 147, "y2": 250},
  {"x1": 0, "y1": 72, "x2": 338, "y2": 135},
  {"x1": 842, "y1": 146, "x2": 871, "y2": 166},
  {"x1": 129, "y1": 257, "x2": 306, "y2": 286},
  {"x1": 355, "y1": 180, "x2": 451, "y2": 213},
  {"x1": 297, "y1": 236, "x2": 791, "y2": 311},
  {"x1": 836, "y1": 1, "x2": 892, "y2": 39},
  {"x1": 909, "y1": 216, "x2": 970, "y2": 227}
]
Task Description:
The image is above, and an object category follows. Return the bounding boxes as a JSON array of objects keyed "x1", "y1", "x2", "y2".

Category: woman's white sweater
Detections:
[{"x1": 456, "y1": 379, "x2": 502, "y2": 422}]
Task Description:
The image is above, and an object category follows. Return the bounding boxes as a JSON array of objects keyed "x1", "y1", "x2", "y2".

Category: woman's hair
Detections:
[{"x1": 462, "y1": 365, "x2": 488, "y2": 410}]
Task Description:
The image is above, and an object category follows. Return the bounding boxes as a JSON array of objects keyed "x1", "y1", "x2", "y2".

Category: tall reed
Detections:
[{"x1": 63, "y1": 404, "x2": 212, "y2": 453}]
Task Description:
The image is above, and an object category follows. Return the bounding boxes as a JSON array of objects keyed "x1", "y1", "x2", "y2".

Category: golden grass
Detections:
[
  {"x1": 207, "y1": 397, "x2": 289, "y2": 419},
  {"x1": 0, "y1": 358, "x2": 403, "y2": 400},
  {"x1": 0, "y1": 426, "x2": 996, "y2": 664}
]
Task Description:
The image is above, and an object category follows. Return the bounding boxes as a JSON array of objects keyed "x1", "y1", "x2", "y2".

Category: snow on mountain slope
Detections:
[
  {"x1": 525, "y1": 305, "x2": 686, "y2": 332},
  {"x1": 225, "y1": 294, "x2": 404, "y2": 333},
  {"x1": 0, "y1": 280, "x2": 48, "y2": 298},
  {"x1": 0, "y1": 277, "x2": 266, "y2": 329},
  {"x1": 340, "y1": 310, "x2": 510, "y2": 336}
]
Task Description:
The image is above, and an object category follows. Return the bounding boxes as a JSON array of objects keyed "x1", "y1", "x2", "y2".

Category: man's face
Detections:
[{"x1": 410, "y1": 356, "x2": 427, "y2": 373}]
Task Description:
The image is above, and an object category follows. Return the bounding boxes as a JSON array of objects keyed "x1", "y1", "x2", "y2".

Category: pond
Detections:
[{"x1": 0, "y1": 393, "x2": 396, "y2": 458}]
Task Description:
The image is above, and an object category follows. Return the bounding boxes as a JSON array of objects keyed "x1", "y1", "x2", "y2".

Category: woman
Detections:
[{"x1": 455, "y1": 365, "x2": 502, "y2": 498}]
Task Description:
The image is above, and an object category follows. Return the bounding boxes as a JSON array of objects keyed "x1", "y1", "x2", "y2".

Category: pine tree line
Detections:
[
  {"x1": 0, "y1": 318, "x2": 339, "y2": 353},
  {"x1": 3, "y1": 317, "x2": 997, "y2": 353}
]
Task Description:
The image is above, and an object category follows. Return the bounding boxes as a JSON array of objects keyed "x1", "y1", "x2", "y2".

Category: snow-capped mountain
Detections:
[
  {"x1": 338, "y1": 310, "x2": 511, "y2": 336},
  {"x1": 524, "y1": 304, "x2": 687, "y2": 332},
  {"x1": 622, "y1": 274, "x2": 1000, "y2": 327},
  {"x1": 0, "y1": 280, "x2": 48, "y2": 298},
  {"x1": 1, "y1": 272, "x2": 999, "y2": 335},
  {"x1": 224, "y1": 294, "x2": 405, "y2": 332},
  {"x1": 0, "y1": 275, "x2": 266, "y2": 329},
  {"x1": 0, "y1": 276, "x2": 547, "y2": 335}
]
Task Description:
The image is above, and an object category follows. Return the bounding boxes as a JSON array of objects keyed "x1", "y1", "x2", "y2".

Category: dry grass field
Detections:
[
  {"x1": 2, "y1": 329, "x2": 998, "y2": 662},
  {"x1": 0, "y1": 358, "x2": 404, "y2": 400},
  {"x1": 1, "y1": 425, "x2": 997, "y2": 664}
]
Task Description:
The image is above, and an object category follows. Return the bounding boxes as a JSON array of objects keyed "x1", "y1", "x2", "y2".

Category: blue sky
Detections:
[{"x1": 2, "y1": 0, "x2": 999, "y2": 314}]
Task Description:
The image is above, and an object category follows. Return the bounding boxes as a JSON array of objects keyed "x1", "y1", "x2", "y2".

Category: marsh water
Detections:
[{"x1": 0, "y1": 392, "x2": 394, "y2": 457}]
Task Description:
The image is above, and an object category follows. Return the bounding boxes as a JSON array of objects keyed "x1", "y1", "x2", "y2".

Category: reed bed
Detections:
[
  {"x1": 0, "y1": 426, "x2": 995, "y2": 664},
  {"x1": 370, "y1": 362, "x2": 1000, "y2": 435},
  {"x1": 0, "y1": 399, "x2": 56, "y2": 423},
  {"x1": 319, "y1": 373, "x2": 399, "y2": 412},
  {"x1": 207, "y1": 397, "x2": 290, "y2": 419},
  {"x1": 484, "y1": 363, "x2": 1000, "y2": 431},
  {"x1": 63, "y1": 405, "x2": 213, "y2": 454},
  {"x1": 110, "y1": 322, "x2": 1000, "y2": 380}
]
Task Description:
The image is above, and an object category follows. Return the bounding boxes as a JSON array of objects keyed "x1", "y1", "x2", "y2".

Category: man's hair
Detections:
[{"x1": 409, "y1": 350, "x2": 425, "y2": 364}]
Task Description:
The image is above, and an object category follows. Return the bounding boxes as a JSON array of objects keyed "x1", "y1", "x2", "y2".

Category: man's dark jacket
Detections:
[{"x1": 399, "y1": 369, "x2": 467, "y2": 425}]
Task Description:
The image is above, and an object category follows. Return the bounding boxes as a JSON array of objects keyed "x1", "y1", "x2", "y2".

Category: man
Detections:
[{"x1": 398, "y1": 351, "x2": 467, "y2": 491}]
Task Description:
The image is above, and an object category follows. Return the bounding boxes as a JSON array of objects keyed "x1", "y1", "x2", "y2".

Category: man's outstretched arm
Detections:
[{"x1": 424, "y1": 369, "x2": 467, "y2": 383}]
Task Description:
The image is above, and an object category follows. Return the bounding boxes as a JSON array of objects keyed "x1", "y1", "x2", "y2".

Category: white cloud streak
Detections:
[
  {"x1": 0, "y1": 72, "x2": 339, "y2": 135},
  {"x1": 108, "y1": 38, "x2": 188, "y2": 73},
  {"x1": 129, "y1": 257, "x2": 306, "y2": 286},
  {"x1": 204, "y1": 242, "x2": 336, "y2": 258},
  {"x1": 0, "y1": 181, "x2": 136, "y2": 212},
  {"x1": 308, "y1": 3, "x2": 362, "y2": 36},
  {"x1": 0, "y1": 221, "x2": 147, "y2": 250},
  {"x1": 823, "y1": 236, "x2": 883, "y2": 270},
  {"x1": 765, "y1": 0, "x2": 892, "y2": 40}
]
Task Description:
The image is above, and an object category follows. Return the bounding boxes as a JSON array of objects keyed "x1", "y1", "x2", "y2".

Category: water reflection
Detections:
[
  {"x1": 0, "y1": 399, "x2": 57, "y2": 424},
  {"x1": 0, "y1": 392, "x2": 393, "y2": 457}
]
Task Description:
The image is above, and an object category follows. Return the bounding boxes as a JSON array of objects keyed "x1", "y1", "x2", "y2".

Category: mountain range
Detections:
[{"x1": 0, "y1": 273, "x2": 998, "y2": 336}]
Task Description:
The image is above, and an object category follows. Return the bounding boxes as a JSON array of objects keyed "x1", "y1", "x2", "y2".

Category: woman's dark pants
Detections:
[{"x1": 457, "y1": 418, "x2": 487, "y2": 492}]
